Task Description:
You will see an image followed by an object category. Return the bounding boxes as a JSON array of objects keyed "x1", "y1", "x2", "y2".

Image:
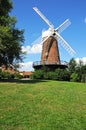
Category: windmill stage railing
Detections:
[{"x1": 33, "y1": 60, "x2": 69, "y2": 67}]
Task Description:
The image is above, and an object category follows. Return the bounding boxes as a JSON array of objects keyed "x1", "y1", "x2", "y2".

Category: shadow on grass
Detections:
[{"x1": 0, "y1": 78, "x2": 47, "y2": 84}]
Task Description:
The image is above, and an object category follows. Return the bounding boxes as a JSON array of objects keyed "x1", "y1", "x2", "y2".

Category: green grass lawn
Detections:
[{"x1": 0, "y1": 80, "x2": 86, "y2": 130}]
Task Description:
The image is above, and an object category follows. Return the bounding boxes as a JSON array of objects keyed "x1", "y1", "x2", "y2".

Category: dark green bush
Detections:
[
  {"x1": 14, "y1": 73, "x2": 23, "y2": 79},
  {"x1": 55, "y1": 69, "x2": 70, "y2": 81},
  {"x1": 31, "y1": 69, "x2": 44, "y2": 79},
  {"x1": 81, "y1": 74, "x2": 86, "y2": 83},
  {"x1": 0, "y1": 70, "x2": 22, "y2": 80},
  {"x1": 31, "y1": 67, "x2": 70, "y2": 81},
  {"x1": 70, "y1": 73, "x2": 79, "y2": 82},
  {"x1": 44, "y1": 71, "x2": 57, "y2": 80}
]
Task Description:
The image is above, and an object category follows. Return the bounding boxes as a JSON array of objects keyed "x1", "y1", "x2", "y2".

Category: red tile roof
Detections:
[{"x1": 23, "y1": 72, "x2": 33, "y2": 76}]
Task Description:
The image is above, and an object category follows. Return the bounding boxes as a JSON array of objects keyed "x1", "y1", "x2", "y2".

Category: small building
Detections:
[{"x1": 20, "y1": 71, "x2": 33, "y2": 78}]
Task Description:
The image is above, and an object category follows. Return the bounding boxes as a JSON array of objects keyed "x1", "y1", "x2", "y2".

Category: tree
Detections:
[
  {"x1": 0, "y1": 0, "x2": 24, "y2": 66},
  {"x1": 69, "y1": 58, "x2": 86, "y2": 82},
  {"x1": 0, "y1": 0, "x2": 13, "y2": 16},
  {"x1": 69, "y1": 58, "x2": 77, "y2": 74}
]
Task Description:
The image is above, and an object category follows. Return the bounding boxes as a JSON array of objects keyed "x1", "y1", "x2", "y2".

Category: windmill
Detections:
[{"x1": 33, "y1": 7, "x2": 75, "y2": 70}]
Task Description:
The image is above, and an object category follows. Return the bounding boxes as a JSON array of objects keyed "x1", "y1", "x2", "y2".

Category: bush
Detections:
[
  {"x1": 30, "y1": 69, "x2": 44, "y2": 79},
  {"x1": 0, "y1": 70, "x2": 2, "y2": 79},
  {"x1": 0, "y1": 71, "x2": 10, "y2": 79},
  {"x1": 44, "y1": 71, "x2": 57, "y2": 80},
  {"x1": 70, "y1": 73, "x2": 79, "y2": 82},
  {"x1": 31, "y1": 67, "x2": 70, "y2": 81},
  {"x1": 0, "y1": 70, "x2": 22, "y2": 80},
  {"x1": 81, "y1": 74, "x2": 86, "y2": 83},
  {"x1": 55, "y1": 69, "x2": 70, "y2": 81},
  {"x1": 14, "y1": 73, "x2": 23, "y2": 79}
]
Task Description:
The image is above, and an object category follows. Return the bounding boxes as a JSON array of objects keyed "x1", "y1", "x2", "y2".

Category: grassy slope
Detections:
[{"x1": 0, "y1": 80, "x2": 86, "y2": 130}]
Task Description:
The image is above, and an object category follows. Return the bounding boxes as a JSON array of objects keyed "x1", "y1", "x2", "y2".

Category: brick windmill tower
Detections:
[{"x1": 33, "y1": 7, "x2": 75, "y2": 70}]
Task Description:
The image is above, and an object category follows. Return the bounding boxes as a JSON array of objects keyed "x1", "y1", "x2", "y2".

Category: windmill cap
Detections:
[{"x1": 42, "y1": 28, "x2": 54, "y2": 38}]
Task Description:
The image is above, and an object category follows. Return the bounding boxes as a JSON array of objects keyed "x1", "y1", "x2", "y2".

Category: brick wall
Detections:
[{"x1": 41, "y1": 36, "x2": 60, "y2": 64}]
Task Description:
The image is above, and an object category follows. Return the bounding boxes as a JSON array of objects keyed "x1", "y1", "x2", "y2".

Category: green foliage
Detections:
[
  {"x1": 32, "y1": 58, "x2": 86, "y2": 83},
  {"x1": 81, "y1": 74, "x2": 86, "y2": 83},
  {"x1": 69, "y1": 58, "x2": 77, "y2": 74},
  {"x1": 31, "y1": 67, "x2": 70, "y2": 81},
  {"x1": 69, "y1": 58, "x2": 86, "y2": 82},
  {"x1": 70, "y1": 72, "x2": 79, "y2": 82},
  {"x1": 0, "y1": 0, "x2": 13, "y2": 16},
  {"x1": 30, "y1": 69, "x2": 44, "y2": 79},
  {"x1": 0, "y1": 71, "x2": 14, "y2": 79},
  {"x1": 0, "y1": 70, "x2": 22, "y2": 79},
  {"x1": 0, "y1": 81, "x2": 86, "y2": 129},
  {"x1": 44, "y1": 71, "x2": 57, "y2": 80},
  {"x1": 55, "y1": 68, "x2": 70, "y2": 81},
  {"x1": 14, "y1": 72, "x2": 23, "y2": 79},
  {"x1": 0, "y1": 0, "x2": 24, "y2": 66}
]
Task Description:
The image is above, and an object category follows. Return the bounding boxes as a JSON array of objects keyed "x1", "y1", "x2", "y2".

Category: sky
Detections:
[{"x1": 11, "y1": 0, "x2": 86, "y2": 71}]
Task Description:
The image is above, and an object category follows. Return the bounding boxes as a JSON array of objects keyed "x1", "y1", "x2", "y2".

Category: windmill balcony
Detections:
[{"x1": 33, "y1": 60, "x2": 69, "y2": 70}]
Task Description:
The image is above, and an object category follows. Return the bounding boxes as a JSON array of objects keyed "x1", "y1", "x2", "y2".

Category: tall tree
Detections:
[
  {"x1": 0, "y1": 0, "x2": 13, "y2": 16},
  {"x1": 0, "y1": 0, "x2": 24, "y2": 66},
  {"x1": 69, "y1": 58, "x2": 77, "y2": 74}
]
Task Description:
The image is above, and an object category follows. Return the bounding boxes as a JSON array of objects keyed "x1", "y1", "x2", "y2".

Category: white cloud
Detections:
[
  {"x1": 20, "y1": 37, "x2": 42, "y2": 71},
  {"x1": 22, "y1": 43, "x2": 42, "y2": 54},
  {"x1": 75, "y1": 57, "x2": 86, "y2": 65},
  {"x1": 18, "y1": 62, "x2": 34, "y2": 71},
  {"x1": 84, "y1": 17, "x2": 86, "y2": 23}
]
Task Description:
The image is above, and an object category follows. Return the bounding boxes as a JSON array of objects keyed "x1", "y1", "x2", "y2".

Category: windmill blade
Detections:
[
  {"x1": 55, "y1": 19, "x2": 71, "y2": 33},
  {"x1": 32, "y1": 35, "x2": 42, "y2": 45},
  {"x1": 57, "y1": 33, "x2": 76, "y2": 55},
  {"x1": 32, "y1": 33, "x2": 51, "y2": 47},
  {"x1": 33, "y1": 7, "x2": 54, "y2": 29}
]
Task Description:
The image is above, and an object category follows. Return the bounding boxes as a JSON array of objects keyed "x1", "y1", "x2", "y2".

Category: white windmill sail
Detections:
[
  {"x1": 57, "y1": 33, "x2": 76, "y2": 55},
  {"x1": 33, "y1": 7, "x2": 54, "y2": 29},
  {"x1": 55, "y1": 19, "x2": 71, "y2": 33}
]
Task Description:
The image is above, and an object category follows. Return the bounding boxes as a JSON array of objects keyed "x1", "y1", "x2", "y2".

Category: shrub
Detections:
[
  {"x1": 14, "y1": 73, "x2": 23, "y2": 79},
  {"x1": 44, "y1": 71, "x2": 57, "y2": 80},
  {"x1": 0, "y1": 70, "x2": 2, "y2": 79},
  {"x1": 31, "y1": 69, "x2": 44, "y2": 79},
  {"x1": 31, "y1": 67, "x2": 70, "y2": 81},
  {"x1": 55, "y1": 68, "x2": 70, "y2": 81},
  {"x1": 0, "y1": 70, "x2": 22, "y2": 80},
  {"x1": 81, "y1": 74, "x2": 86, "y2": 83},
  {"x1": 70, "y1": 73, "x2": 79, "y2": 82}
]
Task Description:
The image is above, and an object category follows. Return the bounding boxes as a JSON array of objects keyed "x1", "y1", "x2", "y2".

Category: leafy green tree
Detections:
[
  {"x1": 74, "y1": 62, "x2": 86, "y2": 82},
  {"x1": 69, "y1": 58, "x2": 86, "y2": 82},
  {"x1": 69, "y1": 58, "x2": 77, "y2": 74},
  {"x1": 0, "y1": 0, "x2": 13, "y2": 16},
  {"x1": 0, "y1": 0, "x2": 24, "y2": 66}
]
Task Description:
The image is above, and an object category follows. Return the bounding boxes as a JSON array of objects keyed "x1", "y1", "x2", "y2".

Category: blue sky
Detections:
[{"x1": 11, "y1": 0, "x2": 86, "y2": 71}]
